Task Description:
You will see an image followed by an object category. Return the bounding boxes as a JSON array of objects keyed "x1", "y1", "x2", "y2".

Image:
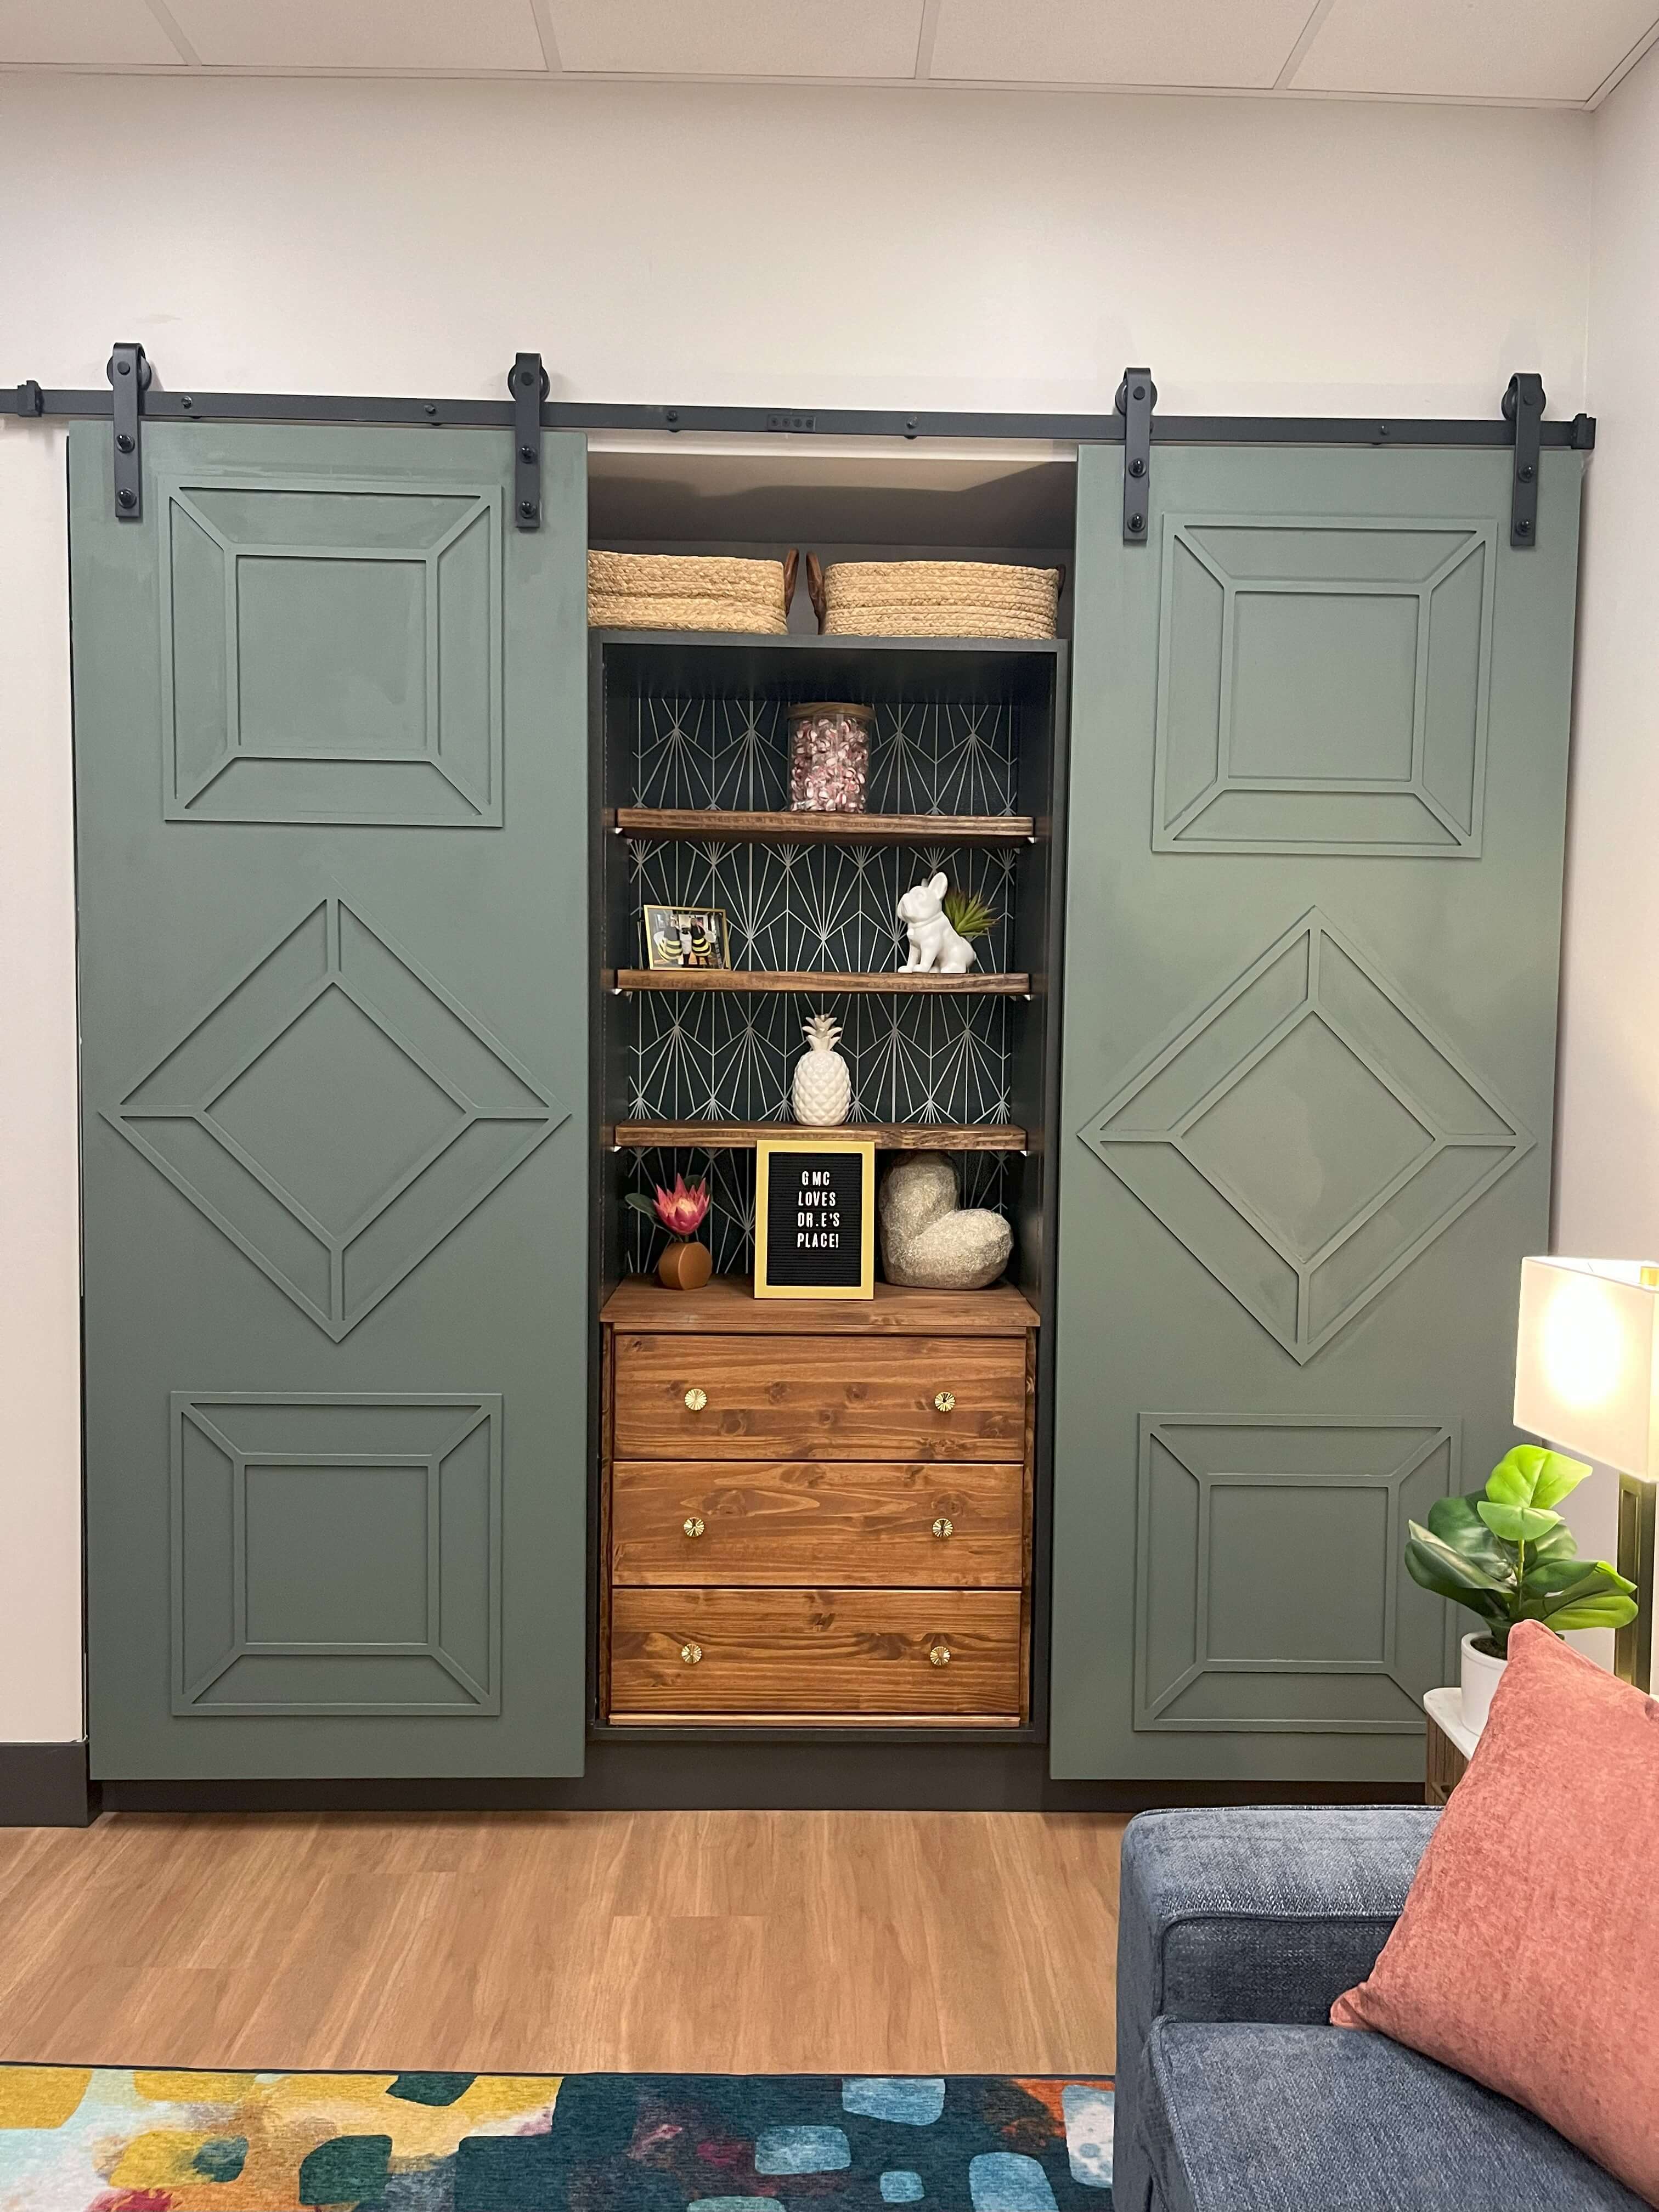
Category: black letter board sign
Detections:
[{"x1": 753, "y1": 1136, "x2": 876, "y2": 1300}]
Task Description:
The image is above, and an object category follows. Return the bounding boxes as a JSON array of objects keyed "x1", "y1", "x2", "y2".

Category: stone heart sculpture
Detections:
[{"x1": 879, "y1": 1151, "x2": 1013, "y2": 1291}]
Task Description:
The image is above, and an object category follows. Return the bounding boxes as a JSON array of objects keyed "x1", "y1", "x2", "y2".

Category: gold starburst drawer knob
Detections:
[
  {"x1": 934, "y1": 1390, "x2": 956, "y2": 1414},
  {"x1": 684, "y1": 1387, "x2": 708, "y2": 1412},
  {"x1": 932, "y1": 1517, "x2": 954, "y2": 1541},
  {"x1": 680, "y1": 1641, "x2": 702, "y2": 1665},
  {"x1": 929, "y1": 1641, "x2": 952, "y2": 1667},
  {"x1": 683, "y1": 1515, "x2": 706, "y2": 1539}
]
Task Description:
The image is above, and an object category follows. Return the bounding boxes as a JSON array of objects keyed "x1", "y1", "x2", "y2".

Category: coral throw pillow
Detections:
[{"x1": 1333, "y1": 1620, "x2": 1659, "y2": 2204}]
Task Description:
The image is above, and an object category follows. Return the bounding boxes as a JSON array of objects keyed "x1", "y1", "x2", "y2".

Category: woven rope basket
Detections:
[
  {"x1": 810, "y1": 557, "x2": 1060, "y2": 640},
  {"x1": 588, "y1": 550, "x2": 795, "y2": 634}
]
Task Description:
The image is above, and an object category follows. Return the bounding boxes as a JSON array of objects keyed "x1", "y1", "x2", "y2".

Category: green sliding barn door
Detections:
[
  {"x1": 1052, "y1": 441, "x2": 1583, "y2": 1782},
  {"x1": 73, "y1": 422, "x2": 589, "y2": 1779}
]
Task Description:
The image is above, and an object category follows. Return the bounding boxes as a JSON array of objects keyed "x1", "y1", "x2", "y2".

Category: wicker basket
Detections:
[
  {"x1": 806, "y1": 556, "x2": 1060, "y2": 640},
  {"x1": 588, "y1": 550, "x2": 797, "y2": 634}
]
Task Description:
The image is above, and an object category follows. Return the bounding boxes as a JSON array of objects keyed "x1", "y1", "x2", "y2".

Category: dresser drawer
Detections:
[
  {"x1": 609, "y1": 1588, "x2": 1024, "y2": 1717},
  {"x1": 612, "y1": 1332, "x2": 1028, "y2": 1461},
  {"x1": 612, "y1": 1460, "x2": 1024, "y2": 1587}
]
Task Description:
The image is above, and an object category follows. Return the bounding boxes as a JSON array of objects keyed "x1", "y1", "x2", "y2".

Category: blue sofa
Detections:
[{"x1": 1114, "y1": 1807, "x2": 1645, "y2": 2212}]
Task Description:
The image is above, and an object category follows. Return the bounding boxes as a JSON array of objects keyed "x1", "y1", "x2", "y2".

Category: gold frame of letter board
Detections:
[{"x1": 752, "y1": 1137, "x2": 876, "y2": 1300}]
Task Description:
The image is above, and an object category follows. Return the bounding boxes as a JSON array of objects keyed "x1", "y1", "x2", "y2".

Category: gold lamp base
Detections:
[{"x1": 1615, "y1": 1470, "x2": 1657, "y2": 1694}]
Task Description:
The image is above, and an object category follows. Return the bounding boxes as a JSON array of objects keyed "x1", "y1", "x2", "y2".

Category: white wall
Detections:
[
  {"x1": 0, "y1": 71, "x2": 1597, "y2": 1740},
  {"x1": 0, "y1": 425, "x2": 82, "y2": 1742},
  {"x1": 1560, "y1": 48, "x2": 1659, "y2": 1259},
  {"x1": 1549, "y1": 40, "x2": 1659, "y2": 1673}
]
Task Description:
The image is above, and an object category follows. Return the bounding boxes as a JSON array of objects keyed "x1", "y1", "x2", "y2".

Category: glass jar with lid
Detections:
[{"x1": 788, "y1": 701, "x2": 874, "y2": 812}]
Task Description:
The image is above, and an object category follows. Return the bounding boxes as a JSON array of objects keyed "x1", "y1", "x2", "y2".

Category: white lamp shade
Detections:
[{"x1": 1514, "y1": 1257, "x2": 1659, "y2": 1477}]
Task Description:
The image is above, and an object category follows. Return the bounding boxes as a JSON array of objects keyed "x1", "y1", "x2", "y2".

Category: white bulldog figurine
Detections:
[{"x1": 898, "y1": 872, "x2": 978, "y2": 975}]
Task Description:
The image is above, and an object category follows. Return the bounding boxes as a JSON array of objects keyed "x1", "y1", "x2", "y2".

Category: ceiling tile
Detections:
[
  {"x1": 1294, "y1": 0, "x2": 1659, "y2": 102},
  {"x1": 163, "y1": 0, "x2": 547, "y2": 71},
  {"x1": 0, "y1": 0, "x2": 182, "y2": 64},
  {"x1": 930, "y1": 0, "x2": 1318, "y2": 88},
  {"x1": 549, "y1": 0, "x2": 926, "y2": 78}
]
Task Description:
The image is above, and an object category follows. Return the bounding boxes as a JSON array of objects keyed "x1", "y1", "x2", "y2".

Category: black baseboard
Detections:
[
  {"x1": 99, "y1": 1741, "x2": 1421, "y2": 1815},
  {"x1": 0, "y1": 1742, "x2": 97, "y2": 1827}
]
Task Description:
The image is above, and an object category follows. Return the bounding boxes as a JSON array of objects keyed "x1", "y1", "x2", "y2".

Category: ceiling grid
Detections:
[{"x1": 0, "y1": 0, "x2": 1652, "y2": 108}]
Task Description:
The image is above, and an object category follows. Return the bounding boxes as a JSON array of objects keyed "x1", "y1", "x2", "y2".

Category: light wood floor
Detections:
[{"x1": 0, "y1": 1812, "x2": 1125, "y2": 2075}]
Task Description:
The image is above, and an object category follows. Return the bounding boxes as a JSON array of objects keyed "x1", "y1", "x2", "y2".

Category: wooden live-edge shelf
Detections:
[
  {"x1": 614, "y1": 969, "x2": 1031, "y2": 995},
  {"x1": 600, "y1": 1275, "x2": 1041, "y2": 1334},
  {"x1": 612, "y1": 808, "x2": 1037, "y2": 844},
  {"x1": 612, "y1": 1120, "x2": 1025, "y2": 1152}
]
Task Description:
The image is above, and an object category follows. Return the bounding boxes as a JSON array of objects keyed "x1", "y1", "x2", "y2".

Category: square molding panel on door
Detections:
[
  {"x1": 1133, "y1": 1414, "x2": 1459, "y2": 1734},
  {"x1": 171, "y1": 1393, "x2": 501, "y2": 1719},
  {"x1": 157, "y1": 473, "x2": 504, "y2": 827},
  {"x1": 1152, "y1": 517, "x2": 1496, "y2": 856}
]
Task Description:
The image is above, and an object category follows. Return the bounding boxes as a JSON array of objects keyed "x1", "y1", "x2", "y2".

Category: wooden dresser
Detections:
[{"x1": 599, "y1": 1275, "x2": 1039, "y2": 1726}]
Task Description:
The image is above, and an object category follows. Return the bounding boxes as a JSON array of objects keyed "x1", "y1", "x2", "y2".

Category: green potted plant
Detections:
[
  {"x1": 941, "y1": 886, "x2": 999, "y2": 946},
  {"x1": 1406, "y1": 1444, "x2": 1638, "y2": 1731}
]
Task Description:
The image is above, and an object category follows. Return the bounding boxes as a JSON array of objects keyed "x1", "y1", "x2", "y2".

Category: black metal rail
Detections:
[
  {"x1": 4, "y1": 351, "x2": 1595, "y2": 552},
  {"x1": 3, "y1": 381, "x2": 1596, "y2": 448}
]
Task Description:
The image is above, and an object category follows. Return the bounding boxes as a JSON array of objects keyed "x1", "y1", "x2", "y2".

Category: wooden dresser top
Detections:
[{"x1": 600, "y1": 1276, "x2": 1039, "y2": 1336}]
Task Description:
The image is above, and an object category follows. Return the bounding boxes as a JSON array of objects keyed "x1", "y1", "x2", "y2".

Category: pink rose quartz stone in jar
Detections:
[{"x1": 788, "y1": 701, "x2": 873, "y2": 812}]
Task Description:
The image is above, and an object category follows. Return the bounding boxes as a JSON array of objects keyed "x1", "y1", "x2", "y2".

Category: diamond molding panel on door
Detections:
[
  {"x1": 106, "y1": 894, "x2": 566, "y2": 1339},
  {"x1": 1153, "y1": 517, "x2": 1496, "y2": 855},
  {"x1": 1135, "y1": 1415, "x2": 1458, "y2": 1732},
  {"x1": 158, "y1": 473, "x2": 504, "y2": 826},
  {"x1": 1080, "y1": 908, "x2": 1531, "y2": 1363},
  {"x1": 171, "y1": 1395, "x2": 501, "y2": 1717}
]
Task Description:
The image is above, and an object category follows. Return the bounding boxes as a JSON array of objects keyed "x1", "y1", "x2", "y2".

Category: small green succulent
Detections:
[
  {"x1": 942, "y1": 887, "x2": 998, "y2": 943},
  {"x1": 1404, "y1": 1444, "x2": 1638, "y2": 1658}
]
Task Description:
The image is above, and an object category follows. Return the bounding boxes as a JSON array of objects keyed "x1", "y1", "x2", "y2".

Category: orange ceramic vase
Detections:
[{"x1": 657, "y1": 1239, "x2": 713, "y2": 1291}]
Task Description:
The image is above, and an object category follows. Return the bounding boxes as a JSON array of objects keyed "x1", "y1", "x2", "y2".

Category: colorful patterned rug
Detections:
[{"x1": 0, "y1": 2067, "x2": 1114, "y2": 2209}]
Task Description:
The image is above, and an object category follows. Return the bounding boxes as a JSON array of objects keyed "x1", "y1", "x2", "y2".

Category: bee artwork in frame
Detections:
[{"x1": 642, "y1": 903, "x2": 731, "y2": 973}]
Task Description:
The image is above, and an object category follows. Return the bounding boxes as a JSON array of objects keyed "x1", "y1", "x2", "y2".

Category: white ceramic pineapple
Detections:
[{"x1": 792, "y1": 1013, "x2": 853, "y2": 1126}]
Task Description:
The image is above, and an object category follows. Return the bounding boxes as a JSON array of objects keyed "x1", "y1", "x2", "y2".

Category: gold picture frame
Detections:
[
  {"x1": 753, "y1": 1137, "x2": 876, "y2": 1301},
  {"x1": 642, "y1": 903, "x2": 730, "y2": 972}
]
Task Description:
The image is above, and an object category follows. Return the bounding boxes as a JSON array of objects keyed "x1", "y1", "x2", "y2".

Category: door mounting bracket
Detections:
[
  {"x1": 108, "y1": 342, "x2": 151, "y2": 522},
  {"x1": 1116, "y1": 368, "x2": 1155, "y2": 545},
  {"x1": 510, "y1": 352, "x2": 549, "y2": 531},
  {"x1": 14, "y1": 379, "x2": 42, "y2": 417},
  {"x1": 1502, "y1": 372, "x2": 1545, "y2": 548}
]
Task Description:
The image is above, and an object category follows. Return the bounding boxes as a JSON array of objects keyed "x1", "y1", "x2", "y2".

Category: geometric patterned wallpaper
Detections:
[
  {"x1": 618, "y1": 689, "x2": 1026, "y2": 1275},
  {"x1": 623, "y1": 1142, "x2": 1012, "y2": 1279},
  {"x1": 629, "y1": 690, "x2": 1022, "y2": 815},
  {"x1": 628, "y1": 836, "x2": 1017, "y2": 984}
]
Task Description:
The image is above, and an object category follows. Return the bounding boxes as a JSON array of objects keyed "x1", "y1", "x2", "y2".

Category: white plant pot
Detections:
[{"x1": 1459, "y1": 1631, "x2": 1508, "y2": 1737}]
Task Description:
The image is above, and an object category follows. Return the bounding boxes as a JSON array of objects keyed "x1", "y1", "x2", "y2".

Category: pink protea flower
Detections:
[{"x1": 652, "y1": 1175, "x2": 709, "y2": 1237}]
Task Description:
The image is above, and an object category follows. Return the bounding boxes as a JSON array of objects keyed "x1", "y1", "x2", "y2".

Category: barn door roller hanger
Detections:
[
  {"x1": 108, "y1": 341, "x2": 150, "y2": 522},
  {"x1": 1116, "y1": 368, "x2": 1155, "y2": 545},
  {"x1": 509, "y1": 350, "x2": 548, "y2": 531},
  {"x1": 1504, "y1": 372, "x2": 1545, "y2": 549}
]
